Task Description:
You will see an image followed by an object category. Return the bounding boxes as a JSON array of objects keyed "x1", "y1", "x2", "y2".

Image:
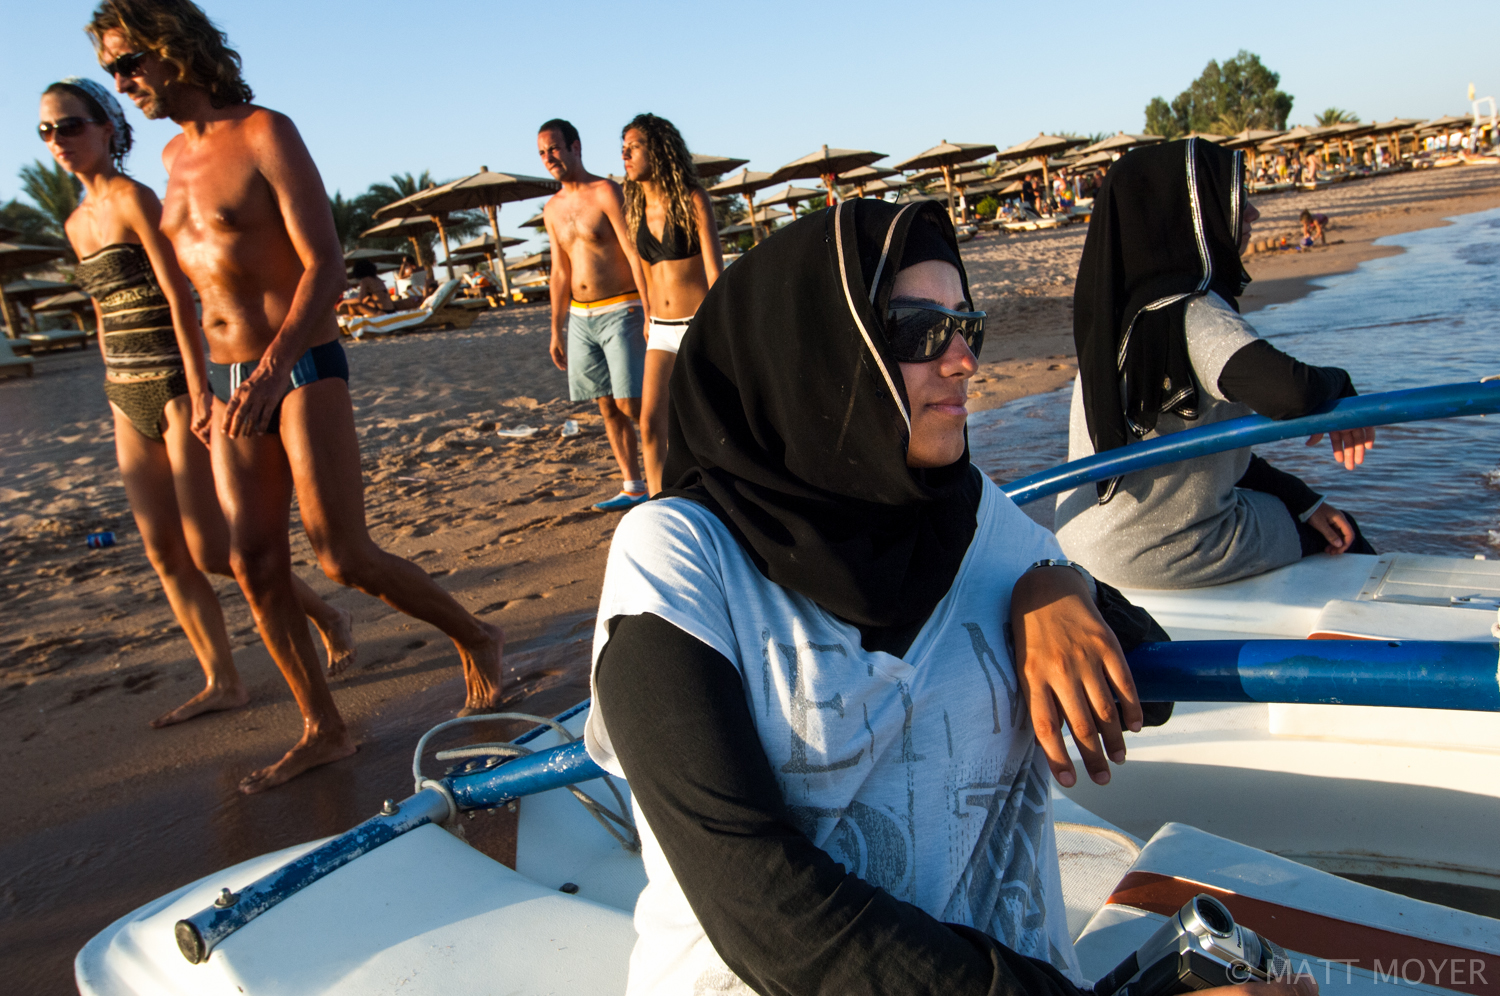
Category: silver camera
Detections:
[{"x1": 1093, "y1": 894, "x2": 1293, "y2": 996}]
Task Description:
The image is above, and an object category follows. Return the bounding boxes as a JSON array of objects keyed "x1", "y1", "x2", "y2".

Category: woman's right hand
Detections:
[{"x1": 1305, "y1": 426, "x2": 1375, "y2": 470}]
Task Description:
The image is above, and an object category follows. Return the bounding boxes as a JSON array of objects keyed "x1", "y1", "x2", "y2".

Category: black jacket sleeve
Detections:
[
  {"x1": 596, "y1": 612, "x2": 1086, "y2": 996},
  {"x1": 1235, "y1": 454, "x2": 1323, "y2": 519},
  {"x1": 1216, "y1": 339, "x2": 1356, "y2": 420}
]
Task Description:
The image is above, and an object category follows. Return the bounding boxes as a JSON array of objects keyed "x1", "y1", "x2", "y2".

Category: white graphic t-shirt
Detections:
[{"x1": 586, "y1": 474, "x2": 1083, "y2": 995}]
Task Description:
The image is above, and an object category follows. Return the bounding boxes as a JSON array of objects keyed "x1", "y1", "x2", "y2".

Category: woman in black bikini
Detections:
[
  {"x1": 41, "y1": 77, "x2": 354, "y2": 728},
  {"x1": 620, "y1": 113, "x2": 724, "y2": 495}
]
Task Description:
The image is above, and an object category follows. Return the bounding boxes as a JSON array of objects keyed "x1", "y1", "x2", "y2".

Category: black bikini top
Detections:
[{"x1": 635, "y1": 217, "x2": 699, "y2": 265}]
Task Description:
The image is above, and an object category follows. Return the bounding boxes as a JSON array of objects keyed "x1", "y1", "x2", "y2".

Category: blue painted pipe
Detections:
[
  {"x1": 1000, "y1": 379, "x2": 1500, "y2": 506},
  {"x1": 174, "y1": 786, "x2": 451, "y2": 964},
  {"x1": 1128, "y1": 639, "x2": 1500, "y2": 711},
  {"x1": 447, "y1": 738, "x2": 606, "y2": 810},
  {"x1": 173, "y1": 639, "x2": 1499, "y2": 962}
]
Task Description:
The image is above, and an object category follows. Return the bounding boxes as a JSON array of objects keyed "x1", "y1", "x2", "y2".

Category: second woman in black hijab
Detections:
[
  {"x1": 571, "y1": 200, "x2": 1303, "y2": 996},
  {"x1": 1056, "y1": 139, "x2": 1378, "y2": 589}
]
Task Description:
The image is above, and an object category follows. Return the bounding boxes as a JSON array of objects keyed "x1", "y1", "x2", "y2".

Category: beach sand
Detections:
[{"x1": 2, "y1": 163, "x2": 1498, "y2": 992}]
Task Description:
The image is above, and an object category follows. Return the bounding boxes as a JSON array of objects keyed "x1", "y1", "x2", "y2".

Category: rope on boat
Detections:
[{"x1": 414, "y1": 712, "x2": 639, "y2": 852}]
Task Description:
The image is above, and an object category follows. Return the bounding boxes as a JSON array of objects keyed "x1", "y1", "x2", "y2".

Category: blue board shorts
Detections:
[{"x1": 568, "y1": 294, "x2": 645, "y2": 401}]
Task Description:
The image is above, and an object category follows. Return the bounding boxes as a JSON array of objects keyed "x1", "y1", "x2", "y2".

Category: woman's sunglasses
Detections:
[
  {"x1": 102, "y1": 50, "x2": 149, "y2": 78},
  {"x1": 885, "y1": 302, "x2": 985, "y2": 363},
  {"x1": 38, "y1": 117, "x2": 99, "y2": 142}
]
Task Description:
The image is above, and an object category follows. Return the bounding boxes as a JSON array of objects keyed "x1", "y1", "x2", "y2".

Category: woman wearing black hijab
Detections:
[
  {"x1": 577, "y1": 200, "x2": 1305, "y2": 996},
  {"x1": 1055, "y1": 139, "x2": 1377, "y2": 590}
]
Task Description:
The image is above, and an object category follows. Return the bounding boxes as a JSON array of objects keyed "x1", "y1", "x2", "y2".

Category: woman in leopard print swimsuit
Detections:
[{"x1": 42, "y1": 76, "x2": 355, "y2": 728}]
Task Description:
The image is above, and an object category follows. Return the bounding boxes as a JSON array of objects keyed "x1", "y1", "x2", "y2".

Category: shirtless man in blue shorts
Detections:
[
  {"x1": 538, "y1": 119, "x2": 652, "y2": 511},
  {"x1": 90, "y1": 0, "x2": 504, "y2": 793}
]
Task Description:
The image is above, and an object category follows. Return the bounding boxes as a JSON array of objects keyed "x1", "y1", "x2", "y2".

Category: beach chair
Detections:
[
  {"x1": 339, "y1": 280, "x2": 478, "y2": 339},
  {"x1": 25, "y1": 328, "x2": 90, "y2": 352},
  {"x1": 0, "y1": 336, "x2": 34, "y2": 378}
]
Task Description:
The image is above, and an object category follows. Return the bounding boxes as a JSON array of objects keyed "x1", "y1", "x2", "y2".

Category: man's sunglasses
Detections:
[
  {"x1": 885, "y1": 302, "x2": 985, "y2": 363},
  {"x1": 102, "y1": 50, "x2": 149, "y2": 78},
  {"x1": 38, "y1": 117, "x2": 99, "y2": 142}
]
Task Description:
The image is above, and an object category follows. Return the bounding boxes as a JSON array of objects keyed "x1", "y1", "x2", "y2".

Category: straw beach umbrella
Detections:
[
  {"x1": 756, "y1": 186, "x2": 827, "y2": 221},
  {"x1": 769, "y1": 146, "x2": 887, "y2": 207},
  {"x1": 994, "y1": 133, "x2": 1085, "y2": 192},
  {"x1": 373, "y1": 167, "x2": 559, "y2": 299},
  {"x1": 837, "y1": 165, "x2": 898, "y2": 197},
  {"x1": 690, "y1": 153, "x2": 749, "y2": 181},
  {"x1": 360, "y1": 214, "x2": 441, "y2": 275},
  {"x1": 891, "y1": 141, "x2": 999, "y2": 222},
  {"x1": 708, "y1": 168, "x2": 777, "y2": 244},
  {"x1": 0, "y1": 241, "x2": 67, "y2": 338},
  {"x1": 1077, "y1": 132, "x2": 1165, "y2": 156}
]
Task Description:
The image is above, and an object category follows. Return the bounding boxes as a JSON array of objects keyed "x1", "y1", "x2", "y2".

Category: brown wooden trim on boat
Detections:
[{"x1": 1106, "y1": 871, "x2": 1498, "y2": 995}]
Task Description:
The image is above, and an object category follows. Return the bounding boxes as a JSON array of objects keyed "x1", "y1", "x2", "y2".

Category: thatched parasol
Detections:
[
  {"x1": 892, "y1": 141, "x2": 999, "y2": 222},
  {"x1": 838, "y1": 165, "x2": 898, "y2": 197},
  {"x1": 371, "y1": 167, "x2": 558, "y2": 298},
  {"x1": 756, "y1": 186, "x2": 825, "y2": 210},
  {"x1": 1077, "y1": 132, "x2": 1165, "y2": 156},
  {"x1": 769, "y1": 146, "x2": 887, "y2": 207},
  {"x1": 691, "y1": 153, "x2": 749, "y2": 181},
  {"x1": 708, "y1": 168, "x2": 777, "y2": 244},
  {"x1": 0, "y1": 242, "x2": 67, "y2": 338},
  {"x1": 360, "y1": 215, "x2": 441, "y2": 274},
  {"x1": 994, "y1": 133, "x2": 1086, "y2": 190},
  {"x1": 1182, "y1": 131, "x2": 1228, "y2": 143}
]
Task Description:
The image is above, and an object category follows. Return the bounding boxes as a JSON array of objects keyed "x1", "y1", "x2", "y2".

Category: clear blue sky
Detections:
[{"x1": 3, "y1": 0, "x2": 1493, "y2": 248}]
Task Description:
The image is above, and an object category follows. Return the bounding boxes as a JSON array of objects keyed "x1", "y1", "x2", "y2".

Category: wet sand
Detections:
[{"x1": 3, "y1": 162, "x2": 1499, "y2": 993}]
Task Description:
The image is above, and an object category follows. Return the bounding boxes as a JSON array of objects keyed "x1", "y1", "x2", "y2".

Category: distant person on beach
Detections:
[
  {"x1": 619, "y1": 113, "x2": 723, "y2": 495},
  {"x1": 538, "y1": 117, "x2": 652, "y2": 511},
  {"x1": 337, "y1": 258, "x2": 395, "y2": 315},
  {"x1": 89, "y1": 0, "x2": 505, "y2": 793},
  {"x1": 1300, "y1": 209, "x2": 1330, "y2": 247},
  {"x1": 1056, "y1": 138, "x2": 1377, "y2": 590},
  {"x1": 41, "y1": 75, "x2": 356, "y2": 730}
]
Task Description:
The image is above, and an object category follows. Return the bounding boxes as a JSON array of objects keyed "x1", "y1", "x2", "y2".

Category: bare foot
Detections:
[
  {"x1": 456, "y1": 621, "x2": 505, "y2": 717},
  {"x1": 238, "y1": 728, "x2": 357, "y2": 795},
  {"x1": 313, "y1": 604, "x2": 357, "y2": 676},
  {"x1": 150, "y1": 683, "x2": 250, "y2": 729}
]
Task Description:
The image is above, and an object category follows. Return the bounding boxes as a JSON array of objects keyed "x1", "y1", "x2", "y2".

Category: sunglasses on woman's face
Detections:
[
  {"x1": 885, "y1": 301, "x2": 985, "y2": 363},
  {"x1": 38, "y1": 117, "x2": 99, "y2": 142},
  {"x1": 102, "y1": 50, "x2": 149, "y2": 78}
]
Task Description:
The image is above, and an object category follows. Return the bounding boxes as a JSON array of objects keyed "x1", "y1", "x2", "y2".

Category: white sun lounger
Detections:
[
  {"x1": 339, "y1": 280, "x2": 471, "y2": 339},
  {"x1": 0, "y1": 336, "x2": 34, "y2": 377}
]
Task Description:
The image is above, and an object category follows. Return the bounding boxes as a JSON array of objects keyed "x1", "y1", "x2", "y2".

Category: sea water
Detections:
[{"x1": 969, "y1": 206, "x2": 1500, "y2": 557}]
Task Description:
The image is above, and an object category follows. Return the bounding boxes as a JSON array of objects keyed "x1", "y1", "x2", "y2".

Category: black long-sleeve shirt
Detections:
[
  {"x1": 595, "y1": 587, "x2": 1170, "y2": 996},
  {"x1": 1218, "y1": 338, "x2": 1357, "y2": 518}
]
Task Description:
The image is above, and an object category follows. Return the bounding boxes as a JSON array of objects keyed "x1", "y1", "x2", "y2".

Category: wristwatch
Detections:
[{"x1": 1026, "y1": 558, "x2": 1097, "y2": 597}]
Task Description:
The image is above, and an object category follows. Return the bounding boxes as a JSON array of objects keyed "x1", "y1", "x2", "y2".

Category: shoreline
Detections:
[{"x1": 2, "y1": 165, "x2": 1499, "y2": 994}]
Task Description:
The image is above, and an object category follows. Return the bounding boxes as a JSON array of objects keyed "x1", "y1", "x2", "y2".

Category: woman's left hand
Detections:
[
  {"x1": 1010, "y1": 566, "x2": 1142, "y2": 788},
  {"x1": 191, "y1": 390, "x2": 215, "y2": 447}
]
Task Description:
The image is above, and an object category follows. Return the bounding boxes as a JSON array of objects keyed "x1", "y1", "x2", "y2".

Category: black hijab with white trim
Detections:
[
  {"x1": 659, "y1": 198, "x2": 979, "y2": 629},
  {"x1": 1073, "y1": 138, "x2": 1251, "y2": 501}
]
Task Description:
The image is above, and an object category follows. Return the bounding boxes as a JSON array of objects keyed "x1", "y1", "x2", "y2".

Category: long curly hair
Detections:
[
  {"x1": 621, "y1": 113, "x2": 701, "y2": 246},
  {"x1": 87, "y1": 0, "x2": 254, "y2": 108}
]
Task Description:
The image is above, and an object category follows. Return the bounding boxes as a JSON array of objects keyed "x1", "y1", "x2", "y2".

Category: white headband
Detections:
[{"x1": 57, "y1": 76, "x2": 130, "y2": 160}]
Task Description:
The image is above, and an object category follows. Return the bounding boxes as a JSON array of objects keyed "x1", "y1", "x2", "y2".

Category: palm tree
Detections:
[
  {"x1": 18, "y1": 160, "x2": 83, "y2": 248},
  {"x1": 1315, "y1": 108, "x2": 1359, "y2": 126}
]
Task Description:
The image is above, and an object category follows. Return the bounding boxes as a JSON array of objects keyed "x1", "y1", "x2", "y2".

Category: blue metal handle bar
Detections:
[
  {"x1": 1000, "y1": 379, "x2": 1500, "y2": 506},
  {"x1": 1127, "y1": 639, "x2": 1500, "y2": 711},
  {"x1": 175, "y1": 638, "x2": 1498, "y2": 962}
]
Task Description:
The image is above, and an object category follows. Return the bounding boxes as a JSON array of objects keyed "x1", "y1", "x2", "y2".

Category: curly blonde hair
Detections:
[
  {"x1": 87, "y1": 0, "x2": 253, "y2": 108},
  {"x1": 621, "y1": 114, "x2": 702, "y2": 248}
]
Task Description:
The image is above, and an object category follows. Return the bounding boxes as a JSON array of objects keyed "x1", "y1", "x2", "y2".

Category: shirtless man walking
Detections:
[
  {"x1": 89, "y1": 0, "x2": 504, "y2": 793},
  {"x1": 538, "y1": 119, "x2": 652, "y2": 511}
]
